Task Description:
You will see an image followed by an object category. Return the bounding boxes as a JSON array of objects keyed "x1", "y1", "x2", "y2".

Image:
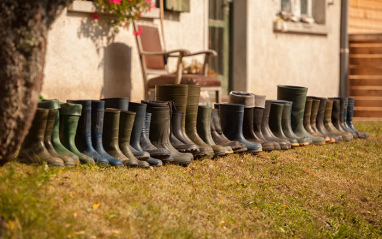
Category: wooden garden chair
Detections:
[{"x1": 133, "y1": 20, "x2": 221, "y2": 102}]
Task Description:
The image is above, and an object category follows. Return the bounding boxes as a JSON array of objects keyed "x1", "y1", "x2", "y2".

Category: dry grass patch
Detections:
[{"x1": 0, "y1": 122, "x2": 381, "y2": 238}]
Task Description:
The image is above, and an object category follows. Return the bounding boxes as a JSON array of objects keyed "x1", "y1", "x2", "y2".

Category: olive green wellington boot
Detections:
[
  {"x1": 103, "y1": 109, "x2": 139, "y2": 167},
  {"x1": 323, "y1": 100, "x2": 346, "y2": 141},
  {"x1": 59, "y1": 103, "x2": 95, "y2": 165},
  {"x1": 155, "y1": 84, "x2": 200, "y2": 154},
  {"x1": 307, "y1": 97, "x2": 334, "y2": 143},
  {"x1": 277, "y1": 85, "x2": 325, "y2": 145},
  {"x1": 38, "y1": 100, "x2": 77, "y2": 167},
  {"x1": 118, "y1": 110, "x2": 149, "y2": 168},
  {"x1": 197, "y1": 105, "x2": 227, "y2": 156},
  {"x1": 17, "y1": 108, "x2": 65, "y2": 167},
  {"x1": 185, "y1": 85, "x2": 214, "y2": 158},
  {"x1": 303, "y1": 98, "x2": 327, "y2": 145}
]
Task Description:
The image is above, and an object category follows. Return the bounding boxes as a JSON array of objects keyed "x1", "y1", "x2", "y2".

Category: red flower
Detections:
[
  {"x1": 91, "y1": 13, "x2": 99, "y2": 19},
  {"x1": 109, "y1": 0, "x2": 121, "y2": 5},
  {"x1": 133, "y1": 27, "x2": 142, "y2": 36}
]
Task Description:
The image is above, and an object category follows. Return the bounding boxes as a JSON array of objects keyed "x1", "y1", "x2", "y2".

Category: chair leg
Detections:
[{"x1": 215, "y1": 89, "x2": 221, "y2": 103}]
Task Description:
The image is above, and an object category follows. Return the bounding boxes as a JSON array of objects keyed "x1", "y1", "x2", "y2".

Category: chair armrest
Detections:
[
  {"x1": 185, "y1": 50, "x2": 218, "y2": 57},
  {"x1": 140, "y1": 49, "x2": 190, "y2": 56}
]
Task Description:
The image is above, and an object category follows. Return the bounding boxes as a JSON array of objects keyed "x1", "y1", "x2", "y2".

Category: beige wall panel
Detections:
[{"x1": 245, "y1": 0, "x2": 341, "y2": 99}]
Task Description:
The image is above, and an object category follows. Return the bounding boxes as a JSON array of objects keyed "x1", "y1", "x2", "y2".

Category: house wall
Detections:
[
  {"x1": 42, "y1": 1, "x2": 208, "y2": 102},
  {"x1": 233, "y1": 0, "x2": 341, "y2": 99}
]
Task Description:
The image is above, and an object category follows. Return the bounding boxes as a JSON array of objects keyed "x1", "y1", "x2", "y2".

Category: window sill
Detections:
[
  {"x1": 273, "y1": 21, "x2": 327, "y2": 36},
  {"x1": 67, "y1": 1, "x2": 160, "y2": 19}
]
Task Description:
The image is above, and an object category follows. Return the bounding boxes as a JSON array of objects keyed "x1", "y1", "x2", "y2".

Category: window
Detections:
[{"x1": 275, "y1": 0, "x2": 325, "y2": 25}]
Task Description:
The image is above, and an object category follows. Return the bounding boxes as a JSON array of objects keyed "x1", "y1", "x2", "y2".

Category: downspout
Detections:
[{"x1": 339, "y1": 0, "x2": 349, "y2": 97}]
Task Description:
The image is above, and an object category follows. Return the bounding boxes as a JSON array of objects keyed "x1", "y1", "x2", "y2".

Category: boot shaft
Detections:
[
  {"x1": 185, "y1": 85, "x2": 201, "y2": 129},
  {"x1": 119, "y1": 110, "x2": 136, "y2": 145},
  {"x1": 269, "y1": 102, "x2": 284, "y2": 135},
  {"x1": 103, "y1": 109, "x2": 121, "y2": 146},
  {"x1": 91, "y1": 101, "x2": 106, "y2": 143},
  {"x1": 22, "y1": 108, "x2": 49, "y2": 148},
  {"x1": 219, "y1": 104, "x2": 244, "y2": 137},
  {"x1": 128, "y1": 102, "x2": 147, "y2": 149},
  {"x1": 303, "y1": 98, "x2": 313, "y2": 129},
  {"x1": 310, "y1": 99, "x2": 320, "y2": 126},
  {"x1": 324, "y1": 100, "x2": 334, "y2": 124},
  {"x1": 347, "y1": 98, "x2": 355, "y2": 122},
  {"x1": 101, "y1": 97, "x2": 129, "y2": 111},
  {"x1": 197, "y1": 105, "x2": 213, "y2": 143}
]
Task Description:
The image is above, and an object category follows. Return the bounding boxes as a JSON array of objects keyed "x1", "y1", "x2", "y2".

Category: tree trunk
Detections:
[{"x1": 0, "y1": 0, "x2": 72, "y2": 165}]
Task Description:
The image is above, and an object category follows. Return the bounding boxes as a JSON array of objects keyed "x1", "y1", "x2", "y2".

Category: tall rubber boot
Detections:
[
  {"x1": 262, "y1": 101, "x2": 291, "y2": 150},
  {"x1": 18, "y1": 108, "x2": 65, "y2": 167},
  {"x1": 303, "y1": 98, "x2": 326, "y2": 145},
  {"x1": 142, "y1": 100, "x2": 193, "y2": 166},
  {"x1": 197, "y1": 105, "x2": 227, "y2": 156},
  {"x1": 269, "y1": 101, "x2": 299, "y2": 147},
  {"x1": 337, "y1": 98, "x2": 358, "y2": 138},
  {"x1": 346, "y1": 98, "x2": 369, "y2": 139},
  {"x1": 228, "y1": 91, "x2": 273, "y2": 151},
  {"x1": 308, "y1": 98, "x2": 333, "y2": 143},
  {"x1": 38, "y1": 100, "x2": 76, "y2": 166},
  {"x1": 59, "y1": 103, "x2": 95, "y2": 165},
  {"x1": 185, "y1": 85, "x2": 213, "y2": 157},
  {"x1": 66, "y1": 100, "x2": 109, "y2": 166},
  {"x1": 342, "y1": 98, "x2": 358, "y2": 139},
  {"x1": 156, "y1": 84, "x2": 200, "y2": 154},
  {"x1": 330, "y1": 99, "x2": 353, "y2": 141},
  {"x1": 128, "y1": 102, "x2": 150, "y2": 161},
  {"x1": 171, "y1": 111, "x2": 200, "y2": 153},
  {"x1": 140, "y1": 112, "x2": 165, "y2": 166},
  {"x1": 102, "y1": 109, "x2": 138, "y2": 167},
  {"x1": 277, "y1": 85, "x2": 325, "y2": 145},
  {"x1": 210, "y1": 109, "x2": 247, "y2": 153},
  {"x1": 118, "y1": 110, "x2": 146, "y2": 166},
  {"x1": 41, "y1": 100, "x2": 80, "y2": 164},
  {"x1": 309, "y1": 97, "x2": 340, "y2": 143},
  {"x1": 219, "y1": 104, "x2": 262, "y2": 154},
  {"x1": 91, "y1": 101, "x2": 123, "y2": 167},
  {"x1": 140, "y1": 112, "x2": 171, "y2": 160},
  {"x1": 324, "y1": 100, "x2": 346, "y2": 141},
  {"x1": 101, "y1": 97, "x2": 150, "y2": 166},
  {"x1": 252, "y1": 95, "x2": 281, "y2": 150}
]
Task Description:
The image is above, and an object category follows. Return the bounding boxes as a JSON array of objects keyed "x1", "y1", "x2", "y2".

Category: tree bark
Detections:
[{"x1": 0, "y1": 0, "x2": 72, "y2": 165}]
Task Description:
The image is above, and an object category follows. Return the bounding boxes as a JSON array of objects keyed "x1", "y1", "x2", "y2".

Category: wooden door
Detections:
[{"x1": 208, "y1": 0, "x2": 231, "y2": 95}]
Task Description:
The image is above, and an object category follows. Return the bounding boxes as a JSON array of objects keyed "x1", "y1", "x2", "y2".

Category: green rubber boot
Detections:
[
  {"x1": 39, "y1": 100, "x2": 77, "y2": 166},
  {"x1": 59, "y1": 103, "x2": 95, "y2": 165},
  {"x1": 118, "y1": 110, "x2": 141, "y2": 166},
  {"x1": 323, "y1": 100, "x2": 345, "y2": 141},
  {"x1": 197, "y1": 105, "x2": 227, "y2": 157},
  {"x1": 103, "y1": 109, "x2": 138, "y2": 167},
  {"x1": 185, "y1": 85, "x2": 214, "y2": 158},
  {"x1": 17, "y1": 108, "x2": 65, "y2": 167},
  {"x1": 277, "y1": 85, "x2": 325, "y2": 145}
]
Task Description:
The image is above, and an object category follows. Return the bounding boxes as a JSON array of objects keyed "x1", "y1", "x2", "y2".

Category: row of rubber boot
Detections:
[{"x1": 219, "y1": 85, "x2": 369, "y2": 153}]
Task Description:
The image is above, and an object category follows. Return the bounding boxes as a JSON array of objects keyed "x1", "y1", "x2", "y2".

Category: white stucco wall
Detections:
[
  {"x1": 243, "y1": 0, "x2": 341, "y2": 99},
  {"x1": 42, "y1": 1, "x2": 207, "y2": 102}
]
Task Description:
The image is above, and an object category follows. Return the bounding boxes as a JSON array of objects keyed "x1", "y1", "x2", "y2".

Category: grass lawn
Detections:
[{"x1": 0, "y1": 122, "x2": 381, "y2": 238}]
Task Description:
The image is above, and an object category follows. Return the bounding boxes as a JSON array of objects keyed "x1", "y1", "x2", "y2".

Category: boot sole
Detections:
[
  {"x1": 299, "y1": 142, "x2": 309, "y2": 146},
  {"x1": 291, "y1": 143, "x2": 300, "y2": 147}
]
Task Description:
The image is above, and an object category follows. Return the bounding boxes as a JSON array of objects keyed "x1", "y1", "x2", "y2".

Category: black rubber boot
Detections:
[
  {"x1": 309, "y1": 97, "x2": 341, "y2": 143},
  {"x1": 128, "y1": 102, "x2": 151, "y2": 161},
  {"x1": 140, "y1": 112, "x2": 171, "y2": 161},
  {"x1": 66, "y1": 100, "x2": 109, "y2": 166},
  {"x1": 324, "y1": 100, "x2": 347, "y2": 141},
  {"x1": 269, "y1": 101, "x2": 299, "y2": 147},
  {"x1": 346, "y1": 98, "x2": 369, "y2": 139},
  {"x1": 18, "y1": 108, "x2": 65, "y2": 167},
  {"x1": 330, "y1": 99, "x2": 353, "y2": 141},
  {"x1": 91, "y1": 101, "x2": 123, "y2": 167},
  {"x1": 218, "y1": 103, "x2": 262, "y2": 154},
  {"x1": 210, "y1": 108, "x2": 247, "y2": 153},
  {"x1": 155, "y1": 84, "x2": 200, "y2": 154},
  {"x1": 142, "y1": 100, "x2": 193, "y2": 166},
  {"x1": 197, "y1": 105, "x2": 227, "y2": 156},
  {"x1": 59, "y1": 103, "x2": 95, "y2": 165},
  {"x1": 262, "y1": 101, "x2": 291, "y2": 150},
  {"x1": 277, "y1": 85, "x2": 325, "y2": 145},
  {"x1": 303, "y1": 98, "x2": 326, "y2": 145},
  {"x1": 38, "y1": 100, "x2": 76, "y2": 166},
  {"x1": 103, "y1": 109, "x2": 139, "y2": 167}
]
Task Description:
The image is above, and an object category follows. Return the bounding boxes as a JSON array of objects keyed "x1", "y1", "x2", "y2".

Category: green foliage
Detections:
[{"x1": 92, "y1": 0, "x2": 154, "y2": 32}]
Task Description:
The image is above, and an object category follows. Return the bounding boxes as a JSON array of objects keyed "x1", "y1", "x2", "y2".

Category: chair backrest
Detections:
[{"x1": 133, "y1": 21, "x2": 168, "y2": 74}]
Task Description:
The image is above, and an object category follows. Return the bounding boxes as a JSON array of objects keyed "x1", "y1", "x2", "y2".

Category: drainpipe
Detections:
[{"x1": 339, "y1": 0, "x2": 349, "y2": 97}]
